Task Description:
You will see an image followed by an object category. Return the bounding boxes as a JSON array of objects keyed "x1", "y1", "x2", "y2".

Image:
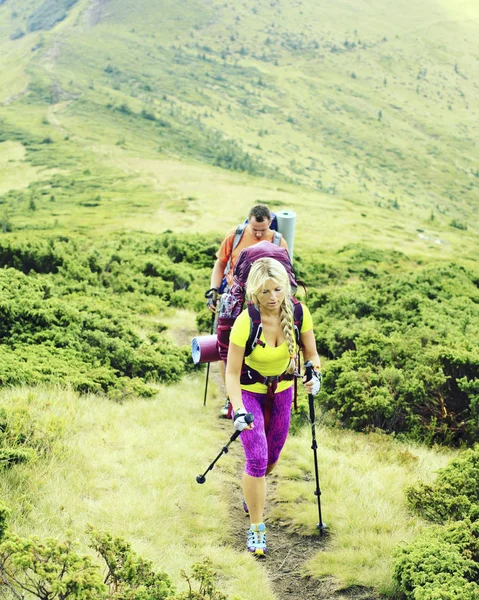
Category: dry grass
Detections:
[{"x1": 273, "y1": 426, "x2": 455, "y2": 594}]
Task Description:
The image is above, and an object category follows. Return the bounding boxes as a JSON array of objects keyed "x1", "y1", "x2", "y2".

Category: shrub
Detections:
[
  {"x1": 393, "y1": 520, "x2": 479, "y2": 599},
  {"x1": 0, "y1": 534, "x2": 106, "y2": 599},
  {"x1": 0, "y1": 527, "x2": 237, "y2": 600},
  {"x1": 89, "y1": 528, "x2": 174, "y2": 599},
  {"x1": 406, "y1": 448, "x2": 479, "y2": 523},
  {"x1": 0, "y1": 501, "x2": 10, "y2": 542},
  {"x1": 9, "y1": 28, "x2": 25, "y2": 40},
  {"x1": 450, "y1": 219, "x2": 467, "y2": 231},
  {"x1": 0, "y1": 232, "x2": 216, "y2": 395},
  {"x1": 27, "y1": 0, "x2": 79, "y2": 31},
  {"x1": 313, "y1": 261, "x2": 479, "y2": 444}
]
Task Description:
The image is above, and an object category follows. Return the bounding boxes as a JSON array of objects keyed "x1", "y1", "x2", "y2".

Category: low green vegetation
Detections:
[
  {"x1": 0, "y1": 524, "x2": 238, "y2": 599},
  {"x1": 0, "y1": 382, "x2": 455, "y2": 599},
  {"x1": 393, "y1": 449, "x2": 479, "y2": 599},
  {"x1": 0, "y1": 385, "x2": 276, "y2": 600},
  {"x1": 297, "y1": 249, "x2": 479, "y2": 445},
  {"x1": 27, "y1": 0, "x2": 80, "y2": 32},
  {"x1": 0, "y1": 232, "x2": 218, "y2": 398},
  {"x1": 2, "y1": 230, "x2": 477, "y2": 447}
]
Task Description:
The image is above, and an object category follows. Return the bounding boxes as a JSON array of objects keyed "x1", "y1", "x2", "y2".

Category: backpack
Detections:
[
  {"x1": 219, "y1": 215, "x2": 283, "y2": 294},
  {"x1": 216, "y1": 240, "x2": 304, "y2": 410}
]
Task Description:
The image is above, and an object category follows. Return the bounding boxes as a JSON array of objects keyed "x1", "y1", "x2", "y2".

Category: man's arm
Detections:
[{"x1": 210, "y1": 258, "x2": 227, "y2": 290}]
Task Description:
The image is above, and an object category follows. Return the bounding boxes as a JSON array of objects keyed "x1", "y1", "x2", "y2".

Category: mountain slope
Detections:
[{"x1": 0, "y1": 0, "x2": 477, "y2": 257}]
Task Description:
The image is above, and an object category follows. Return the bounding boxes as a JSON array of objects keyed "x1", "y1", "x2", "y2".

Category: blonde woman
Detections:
[{"x1": 226, "y1": 257, "x2": 321, "y2": 557}]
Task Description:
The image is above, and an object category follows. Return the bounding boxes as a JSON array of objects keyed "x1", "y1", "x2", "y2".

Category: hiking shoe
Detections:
[
  {"x1": 247, "y1": 523, "x2": 267, "y2": 556},
  {"x1": 220, "y1": 397, "x2": 233, "y2": 419},
  {"x1": 242, "y1": 498, "x2": 249, "y2": 516}
]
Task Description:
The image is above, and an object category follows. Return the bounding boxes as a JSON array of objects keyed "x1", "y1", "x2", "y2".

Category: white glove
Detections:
[
  {"x1": 310, "y1": 374, "x2": 321, "y2": 396},
  {"x1": 303, "y1": 361, "x2": 322, "y2": 396},
  {"x1": 233, "y1": 407, "x2": 250, "y2": 432}
]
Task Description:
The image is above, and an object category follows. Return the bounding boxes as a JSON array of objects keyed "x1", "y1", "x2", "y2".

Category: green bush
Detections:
[
  {"x1": 0, "y1": 527, "x2": 237, "y2": 599},
  {"x1": 312, "y1": 261, "x2": 479, "y2": 444},
  {"x1": 0, "y1": 501, "x2": 10, "y2": 542},
  {"x1": 27, "y1": 0, "x2": 79, "y2": 32},
  {"x1": 393, "y1": 520, "x2": 479, "y2": 600},
  {"x1": 0, "y1": 534, "x2": 106, "y2": 599},
  {"x1": 406, "y1": 448, "x2": 479, "y2": 523},
  {"x1": 89, "y1": 528, "x2": 174, "y2": 599},
  {"x1": 0, "y1": 232, "x2": 216, "y2": 395}
]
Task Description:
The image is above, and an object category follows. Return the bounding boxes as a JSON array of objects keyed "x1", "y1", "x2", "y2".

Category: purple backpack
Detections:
[{"x1": 216, "y1": 241, "x2": 300, "y2": 361}]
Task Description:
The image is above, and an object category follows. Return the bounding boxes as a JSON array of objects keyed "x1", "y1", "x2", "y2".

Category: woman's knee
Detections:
[{"x1": 245, "y1": 457, "x2": 268, "y2": 478}]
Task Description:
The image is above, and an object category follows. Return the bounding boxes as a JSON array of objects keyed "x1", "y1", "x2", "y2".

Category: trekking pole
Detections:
[
  {"x1": 203, "y1": 288, "x2": 218, "y2": 406},
  {"x1": 196, "y1": 413, "x2": 254, "y2": 484},
  {"x1": 304, "y1": 362, "x2": 326, "y2": 535},
  {"x1": 202, "y1": 314, "x2": 215, "y2": 407}
]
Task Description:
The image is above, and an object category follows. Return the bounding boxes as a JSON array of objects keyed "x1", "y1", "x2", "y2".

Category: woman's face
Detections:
[{"x1": 256, "y1": 278, "x2": 285, "y2": 312}]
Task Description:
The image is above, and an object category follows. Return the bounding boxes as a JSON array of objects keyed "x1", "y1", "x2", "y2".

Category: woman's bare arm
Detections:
[{"x1": 225, "y1": 341, "x2": 246, "y2": 412}]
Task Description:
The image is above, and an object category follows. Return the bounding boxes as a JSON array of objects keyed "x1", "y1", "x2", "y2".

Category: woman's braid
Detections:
[{"x1": 280, "y1": 299, "x2": 296, "y2": 374}]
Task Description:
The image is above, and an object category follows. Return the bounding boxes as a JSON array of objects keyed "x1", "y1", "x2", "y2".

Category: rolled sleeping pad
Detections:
[
  {"x1": 276, "y1": 209, "x2": 296, "y2": 261},
  {"x1": 192, "y1": 334, "x2": 221, "y2": 364}
]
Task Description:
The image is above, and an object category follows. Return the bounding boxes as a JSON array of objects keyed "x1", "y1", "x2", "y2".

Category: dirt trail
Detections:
[
  {"x1": 222, "y1": 422, "x2": 382, "y2": 600},
  {"x1": 82, "y1": 0, "x2": 110, "y2": 27}
]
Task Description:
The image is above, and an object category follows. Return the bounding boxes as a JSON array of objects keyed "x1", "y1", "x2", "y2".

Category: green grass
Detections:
[
  {"x1": 0, "y1": 383, "x2": 456, "y2": 597},
  {"x1": 0, "y1": 0, "x2": 477, "y2": 255},
  {"x1": 0, "y1": 382, "x2": 277, "y2": 600}
]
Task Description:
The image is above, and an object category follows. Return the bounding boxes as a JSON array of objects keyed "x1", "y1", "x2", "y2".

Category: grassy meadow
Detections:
[
  {"x1": 0, "y1": 381, "x2": 455, "y2": 598},
  {"x1": 0, "y1": 0, "x2": 478, "y2": 597}
]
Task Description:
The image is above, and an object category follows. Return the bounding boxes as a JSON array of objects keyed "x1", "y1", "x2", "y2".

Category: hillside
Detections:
[
  {"x1": 0, "y1": 0, "x2": 478, "y2": 260},
  {"x1": 0, "y1": 2, "x2": 479, "y2": 598}
]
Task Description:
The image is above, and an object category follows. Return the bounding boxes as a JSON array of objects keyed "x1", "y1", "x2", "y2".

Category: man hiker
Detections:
[{"x1": 207, "y1": 204, "x2": 289, "y2": 418}]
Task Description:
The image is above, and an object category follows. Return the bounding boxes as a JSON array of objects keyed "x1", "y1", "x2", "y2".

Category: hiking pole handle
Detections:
[
  {"x1": 204, "y1": 287, "x2": 220, "y2": 300},
  {"x1": 304, "y1": 361, "x2": 316, "y2": 422},
  {"x1": 196, "y1": 413, "x2": 254, "y2": 484},
  {"x1": 304, "y1": 360, "x2": 315, "y2": 380},
  {"x1": 230, "y1": 412, "x2": 254, "y2": 442}
]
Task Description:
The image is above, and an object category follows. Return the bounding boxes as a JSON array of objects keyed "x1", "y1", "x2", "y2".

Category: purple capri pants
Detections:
[{"x1": 239, "y1": 386, "x2": 293, "y2": 478}]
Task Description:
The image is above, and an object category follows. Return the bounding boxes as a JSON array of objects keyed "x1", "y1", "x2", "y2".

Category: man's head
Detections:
[{"x1": 248, "y1": 204, "x2": 272, "y2": 240}]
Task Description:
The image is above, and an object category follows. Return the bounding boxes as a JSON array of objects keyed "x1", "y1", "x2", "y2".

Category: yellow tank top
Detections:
[{"x1": 229, "y1": 303, "x2": 313, "y2": 393}]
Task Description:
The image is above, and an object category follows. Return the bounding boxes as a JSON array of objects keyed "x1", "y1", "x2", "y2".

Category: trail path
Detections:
[{"x1": 222, "y1": 421, "x2": 382, "y2": 600}]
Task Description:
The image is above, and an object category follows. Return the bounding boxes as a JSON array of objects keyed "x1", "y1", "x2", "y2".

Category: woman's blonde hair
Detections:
[{"x1": 246, "y1": 258, "x2": 296, "y2": 374}]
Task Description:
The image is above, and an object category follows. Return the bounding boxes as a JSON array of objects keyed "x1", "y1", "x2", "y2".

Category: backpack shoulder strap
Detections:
[
  {"x1": 245, "y1": 299, "x2": 303, "y2": 357},
  {"x1": 290, "y1": 297, "x2": 304, "y2": 412},
  {"x1": 245, "y1": 302, "x2": 264, "y2": 357},
  {"x1": 224, "y1": 223, "x2": 246, "y2": 277},
  {"x1": 272, "y1": 231, "x2": 283, "y2": 246},
  {"x1": 291, "y1": 297, "x2": 304, "y2": 348}
]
